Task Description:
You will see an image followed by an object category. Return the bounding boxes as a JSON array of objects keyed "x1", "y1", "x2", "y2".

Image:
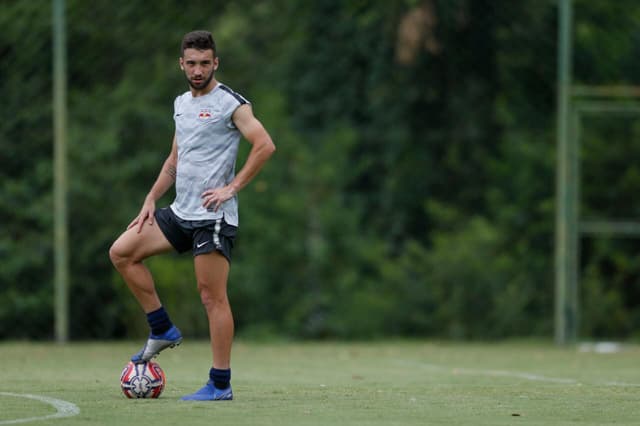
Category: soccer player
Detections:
[{"x1": 109, "y1": 30, "x2": 275, "y2": 401}]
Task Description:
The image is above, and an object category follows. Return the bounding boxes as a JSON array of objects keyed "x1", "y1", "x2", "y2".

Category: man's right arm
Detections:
[{"x1": 128, "y1": 135, "x2": 178, "y2": 233}]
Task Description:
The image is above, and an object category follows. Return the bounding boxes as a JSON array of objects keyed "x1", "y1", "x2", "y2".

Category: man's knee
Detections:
[
  {"x1": 198, "y1": 286, "x2": 228, "y2": 311},
  {"x1": 109, "y1": 239, "x2": 133, "y2": 269}
]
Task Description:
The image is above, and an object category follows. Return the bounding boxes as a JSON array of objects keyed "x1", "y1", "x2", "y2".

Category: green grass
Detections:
[{"x1": 0, "y1": 340, "x2": 638, "y2": 425}]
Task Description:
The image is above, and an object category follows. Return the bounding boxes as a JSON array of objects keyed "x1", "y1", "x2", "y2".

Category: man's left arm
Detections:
[{"x1": 201, "y1": 104, "x2": 276, "y2": 211}]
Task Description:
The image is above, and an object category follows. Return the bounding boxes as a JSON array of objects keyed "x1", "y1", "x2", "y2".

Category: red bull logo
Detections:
[{"x1": 198, "y1": 109, "x2": 213, "y2": 120}]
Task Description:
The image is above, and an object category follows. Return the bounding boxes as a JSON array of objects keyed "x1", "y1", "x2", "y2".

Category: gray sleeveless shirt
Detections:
[{"x1": 169, "y1": 83, "x2": 248, "y2": 226}]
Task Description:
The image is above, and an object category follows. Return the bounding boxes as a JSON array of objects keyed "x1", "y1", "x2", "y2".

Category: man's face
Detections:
[{"x1": 180, "y1": 48, "x2": 218, "y2": 90}]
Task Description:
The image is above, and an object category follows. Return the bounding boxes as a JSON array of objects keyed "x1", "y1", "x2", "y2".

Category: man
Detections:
[{"x1": 109, "y1": 30, "x2": 275, "y2": 401}]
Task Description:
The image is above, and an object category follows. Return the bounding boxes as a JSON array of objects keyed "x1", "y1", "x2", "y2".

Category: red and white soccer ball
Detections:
[{"x1": 120, "y1": 361, "x2": 166, "y2": 399}]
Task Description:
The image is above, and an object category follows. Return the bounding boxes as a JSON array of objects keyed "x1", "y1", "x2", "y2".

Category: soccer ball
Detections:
[{"x1": 120, "y1": 361, "x2": 166, "y2": 399}]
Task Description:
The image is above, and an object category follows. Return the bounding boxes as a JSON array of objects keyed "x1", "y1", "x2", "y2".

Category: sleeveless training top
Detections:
[{"x1": 169, "y1": 83, "x2": 248, "y2": 226}]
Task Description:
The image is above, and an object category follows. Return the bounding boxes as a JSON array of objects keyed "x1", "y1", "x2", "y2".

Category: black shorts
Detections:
[{"x1": 154, "y1": 207, "x2": 237, "y2": 263}]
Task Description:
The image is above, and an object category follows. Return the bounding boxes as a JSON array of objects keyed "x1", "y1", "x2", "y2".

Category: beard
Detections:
[{"x1": 187, "y1": 70, "x2": 214, "y2": 90}]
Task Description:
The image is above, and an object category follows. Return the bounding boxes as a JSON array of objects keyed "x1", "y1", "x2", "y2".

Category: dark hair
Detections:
[{"x1": 181, "y1": 30, "x2": 217, "y2": 57}]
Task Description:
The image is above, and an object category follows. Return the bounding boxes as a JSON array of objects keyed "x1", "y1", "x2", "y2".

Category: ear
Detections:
[
  {"x1": 179, "y1": 57, "x2": 184, "y2": 71},
  {"x1": 213, "y1": 57, "x2": 219, "y2": 71}
]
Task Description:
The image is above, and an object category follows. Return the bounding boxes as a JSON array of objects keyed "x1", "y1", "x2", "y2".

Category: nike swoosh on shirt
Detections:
[{"x1": 196, "y1": 241, "x2": 210, "y2": 248}]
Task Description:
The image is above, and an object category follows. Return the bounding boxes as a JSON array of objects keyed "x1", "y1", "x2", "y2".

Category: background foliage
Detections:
[{"x1": 1, "y1": 0, "x2": 640, "y2": 340}]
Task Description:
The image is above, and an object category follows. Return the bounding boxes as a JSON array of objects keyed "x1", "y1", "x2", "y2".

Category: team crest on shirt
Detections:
[{"x1": 198, "y1": 109, "x2": 213, "y2": 121}]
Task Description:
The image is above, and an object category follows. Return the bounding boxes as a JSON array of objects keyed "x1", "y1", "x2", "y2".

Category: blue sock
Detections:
[
  {"x1": 210, "y1": 368, "x2": 231, "y2": 390},
  {"x1": 146, "y1": 306, "x2": 173, "y2": 335}
]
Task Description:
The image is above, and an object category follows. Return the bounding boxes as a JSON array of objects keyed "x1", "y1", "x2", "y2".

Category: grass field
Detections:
[{"x1": 0, "y1": 340, "x2": 638, "y2": 425}]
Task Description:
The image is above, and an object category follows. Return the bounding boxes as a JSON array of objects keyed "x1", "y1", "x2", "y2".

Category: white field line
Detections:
[
  {"x1": 397, "y1": 360, "x2": 640, "y2": 387},
  {"x1": 0, "y1": 392, "x2": 80, "y2": 425},
  {"x1": 450, "y1": 367, "x2": 578, "y2": 384},
  {"x1": 602, "y1": 381, "x2": 640, "y2": 388}
]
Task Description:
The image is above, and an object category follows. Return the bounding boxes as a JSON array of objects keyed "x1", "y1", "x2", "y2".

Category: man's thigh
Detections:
[
  {"x1": 194, "y1": 251, "x2": 230, "y2": 296},
  {"x1": 112, "y1": 221, "x2": 174, "y2": 261}
]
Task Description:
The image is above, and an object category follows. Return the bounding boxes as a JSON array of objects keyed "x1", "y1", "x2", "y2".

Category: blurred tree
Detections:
[
  {"x1": 2, "y1": 0, "x2": 640, "y2": 340},
  {"x1": 0, "y1": 2, "x2": 55, "y2": 338}
]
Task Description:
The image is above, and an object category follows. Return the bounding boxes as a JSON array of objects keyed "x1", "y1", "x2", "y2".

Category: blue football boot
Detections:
[
  {"x1": 131, "y1": 325, "x2": 182, "y2": 363},
  {"x1": 181, "y1": 380, "x2": 233, "y2": 401}
]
